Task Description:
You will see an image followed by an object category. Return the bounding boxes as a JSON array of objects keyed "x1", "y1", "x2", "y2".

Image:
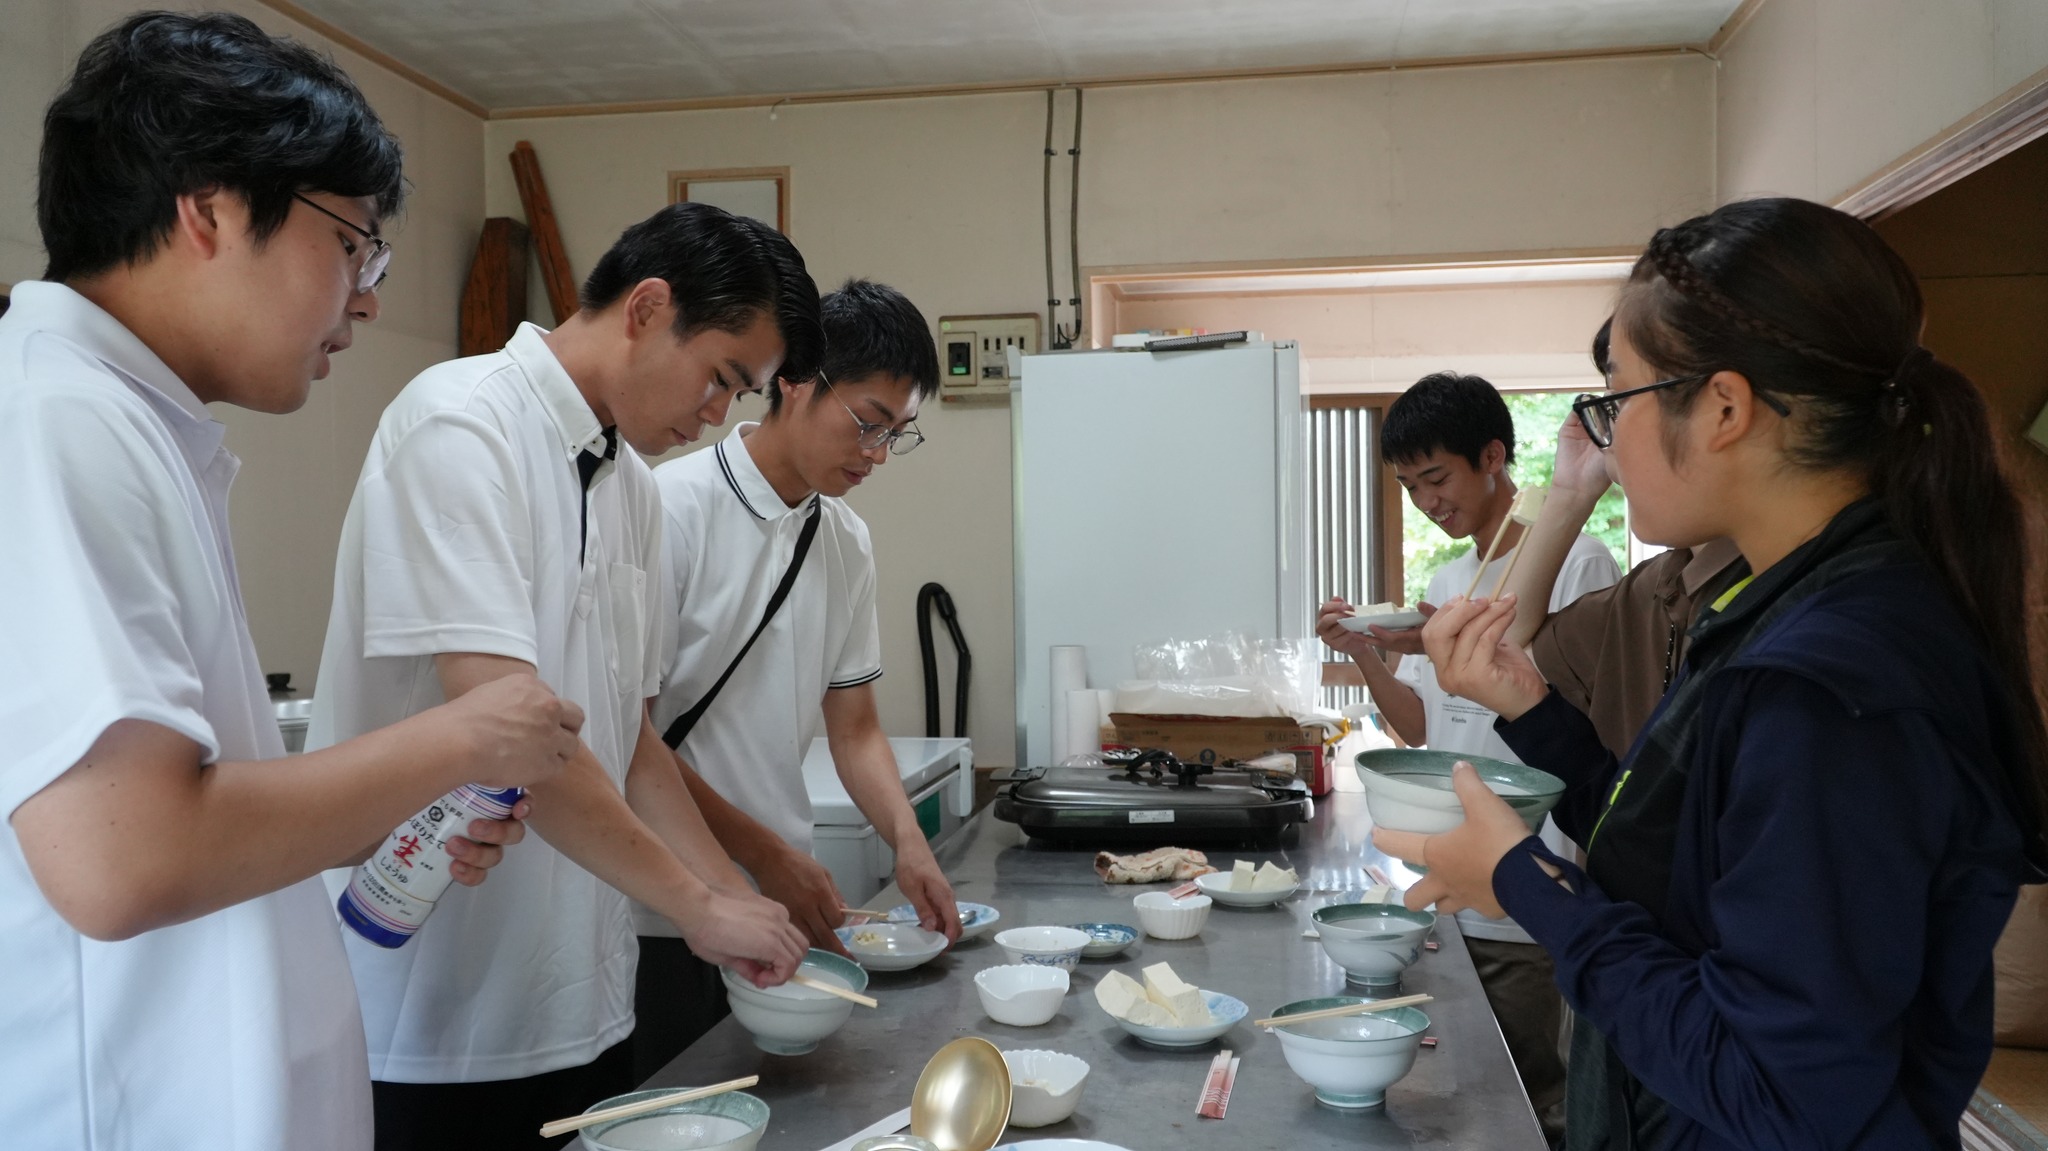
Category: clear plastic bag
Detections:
[{"x1": 1117, "y1": 631, "x2": 1321, "y2": 722}]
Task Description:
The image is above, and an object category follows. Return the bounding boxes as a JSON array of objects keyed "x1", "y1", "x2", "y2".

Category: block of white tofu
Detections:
[
  {"x1": 1229, "y1": 860, "x2": 1257, "y2": 892},
  {"x1": 1142, "y1": 962, "x2": 1212, "y2": 1027},
  {"x1": 1095, "y1": 970, "x2": 1177, "y2": 1027},
  {"x1": 1251, "y1": 862, "x2": 1298, "y2": 892}
]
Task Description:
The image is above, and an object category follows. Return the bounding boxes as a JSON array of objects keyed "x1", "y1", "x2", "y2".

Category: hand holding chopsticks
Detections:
[
  {"x1": 538, "y1": 1075, "x2": 759, "y2": 1138},
  {"x1": 1254, "y1": 992, "x2": 1433, "y2": 1030}
]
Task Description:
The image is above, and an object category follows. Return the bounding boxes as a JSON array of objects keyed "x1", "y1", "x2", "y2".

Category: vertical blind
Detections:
[{"x1": 1309, "y1": 405, "x2": 1379, "y2": 712}]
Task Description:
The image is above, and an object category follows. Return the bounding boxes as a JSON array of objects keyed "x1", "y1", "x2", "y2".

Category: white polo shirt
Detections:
[
  {"x1": 0, "y1": 282, "x2": 372, "y2": 1150},
  {"x1": 649, "y1": 424, "x2": 882, "y2": 872},
  {"x1": 311, "y1": 322, "x2": 667, "y2": 1082},
  {"x1": 1397, "y1": 529, "x2": 1620, "y2": 942}
]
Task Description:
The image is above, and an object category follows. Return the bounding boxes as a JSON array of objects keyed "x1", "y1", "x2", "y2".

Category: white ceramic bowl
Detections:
[
  {"x1": 835, "y1": 922, "x2": 949, "y2": 972},
  {"x1": 888, "y1": 901, "x2": 1001, "y2": 941},
  {"x1": 720, "y1": 950, "x2": 869, "y2": 1056},
  {"x1": 1107, "y1": 989, "x2": 1246, "y2": 1048},
  {"x1": 1311, "y1": 905, "x2": 1435, "y2": 989},
  {"x1": 1269, "y1": 999, "x2": 1430, "y2": 1110},
  {"x1": 994, "y1": 926, "x2": 1090, "y2": 970},
  {"x1": 1353, "y1": 750, "x2": 1565, "y2": 836},
  {"x1": 1192, "y1": 870, "x2": 1299, "y2": 908},
  {"x1": 975, "y1": 965, "x2": 1070, "y2": 1026},
  {"x1": 577, "y1": 1089, "x2": 770, "y2": 1151},
  {"x1": 1131, "y1": 891, "x2": 1212, "y2": 940},
  {"x1": 1001, "y1": 1049, "x2": 1090, "y2": 1127}
]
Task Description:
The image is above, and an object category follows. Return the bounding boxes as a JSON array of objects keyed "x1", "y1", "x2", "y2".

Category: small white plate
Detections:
[
  {"x1": 1337, "y1": 610, "x2": 1427, "y2": 633},
  {"x1": 1108, "y1": 990, "x2": 1247, "y2": 1049},
  {"x1": 888, "y1": 901, "x2": 1000, "y2": 941},
  {"x1": 835, "y1": 923, "x2": 948, "y2": 972},
  {"x1": 1192, "y1": 870, "x2": 1299, "y2": 908}
]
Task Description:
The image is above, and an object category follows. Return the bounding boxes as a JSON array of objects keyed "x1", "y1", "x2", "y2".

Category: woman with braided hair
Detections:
[{"x1": 1373, "y1": 196, "x2": 2048, "y2": 1151}]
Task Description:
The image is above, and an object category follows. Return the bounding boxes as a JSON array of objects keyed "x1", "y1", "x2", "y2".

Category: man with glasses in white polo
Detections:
[{"x1": 632, "y1": 279, "x2": 959, "y2": 1078}]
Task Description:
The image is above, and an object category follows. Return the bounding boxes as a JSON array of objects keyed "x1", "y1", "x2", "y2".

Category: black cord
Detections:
[
  {"x1": 1043, "y1": 89, "x2": 1063, "y2": 346},
  {"x1": 917, "y1": 582, "x2": 972, "y2": 739},
  {"x1": 1066, "y1": 88, "x2": 1085, "y2": 347}
]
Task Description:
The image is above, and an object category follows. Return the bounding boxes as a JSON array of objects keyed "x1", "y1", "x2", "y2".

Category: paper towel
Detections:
[
  {"x1": 1064, "y1": 688, "x2": 1101, "y2": 761},
  {"x1": 1049, "y1": 645, "x2": 1088, "y2": 763}
]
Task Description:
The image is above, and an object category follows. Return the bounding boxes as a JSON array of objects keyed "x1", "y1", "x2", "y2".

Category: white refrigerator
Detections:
[{"x1": 1012, "y1": 340, "x2": 1310, "y2": 768}]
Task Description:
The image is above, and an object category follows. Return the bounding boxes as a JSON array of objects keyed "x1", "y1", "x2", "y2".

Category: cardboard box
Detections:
[{"x1": 1106, "y1": 713, "x2": 1333, "y2": 796}]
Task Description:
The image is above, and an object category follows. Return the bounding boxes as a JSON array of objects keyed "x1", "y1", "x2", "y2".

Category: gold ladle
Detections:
[{"x1": 910, "y1": 1037, "x2": 1012, "y2": 1151}]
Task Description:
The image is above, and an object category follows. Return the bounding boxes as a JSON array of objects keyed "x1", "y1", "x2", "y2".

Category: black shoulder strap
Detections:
[{"x1": 663, "y1": 499, "x2": 822, "y2": 749}]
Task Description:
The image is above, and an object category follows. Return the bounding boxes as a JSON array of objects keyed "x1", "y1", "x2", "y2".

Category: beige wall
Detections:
[
  {"x1": 486, "y1": 56, "x2": 1713, "y2": 765},
  {"x1": 1, "y1": 1, "x2": 484, "y2": 693},
  {"x1": 1717, "y1": 0, "x2": 2048, "y2": 204}
]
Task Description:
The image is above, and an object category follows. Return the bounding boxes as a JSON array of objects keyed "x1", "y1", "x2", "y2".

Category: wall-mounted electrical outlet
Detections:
[{"x1": 936, "y1": 314, "x2": 1040, "y2": 404}]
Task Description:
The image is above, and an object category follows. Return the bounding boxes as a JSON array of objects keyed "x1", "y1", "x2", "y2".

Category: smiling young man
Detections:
[
  {"x1": 309, "y1": 203, "x2": 818, "y2": 1150},
  {"x1": 0, "y1": 14, "x2": 583, "y2": 1150},
  {"x1": 632, "y1": 279, "x2": 959, "y2": 1075},
  {"x1": 1317, "y1": 371, "x2": 1618, "y2": 1142}
]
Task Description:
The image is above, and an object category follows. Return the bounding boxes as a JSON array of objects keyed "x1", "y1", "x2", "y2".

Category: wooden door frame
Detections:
[
  {"x1": 1837, "y1": 67, "x2": 2048, "y2": 222},
  {"x1": 668, "y1": 166, "x2": 792, "y2": 234}
]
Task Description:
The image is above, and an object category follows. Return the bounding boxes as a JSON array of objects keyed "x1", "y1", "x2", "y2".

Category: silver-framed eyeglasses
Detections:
[
  {"x1": 293, "y1": 193, "x2": 392, "y2": 294},
  {"x1": 1572, "y1": 371, "x2": 1789, "y2": 448},
  {"x1": 819, "y1": 371, "x2": 925, "y2": 455}
]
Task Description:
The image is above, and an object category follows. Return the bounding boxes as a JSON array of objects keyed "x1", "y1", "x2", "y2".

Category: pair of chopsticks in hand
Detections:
[{"x1": 1464, "y1": 486, "x2": 1549, "y2": 601}]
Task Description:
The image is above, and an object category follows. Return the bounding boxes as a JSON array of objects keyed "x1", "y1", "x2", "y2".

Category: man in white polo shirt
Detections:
[
  {"x1": 311, "y1": 203, "x2": 816, "y2": 1150},
  {"x1": 633, "y1": 279, "x2": 959, "y2": 1073},
  {"x1": 0, "y1": 14, "x2": 579, "y2": 1150}
]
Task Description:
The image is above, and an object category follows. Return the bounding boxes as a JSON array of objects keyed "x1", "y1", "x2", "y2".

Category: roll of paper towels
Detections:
[
  {"x1": 1064, "y1": 689, "x2": 1102, "y2": 761},
  {"x1": 1049, "y1": 645, "x2": 1088, "y2": 763},
  {"x1": 1096, "y1": 688, "x2": 1119, "y2": 744}
]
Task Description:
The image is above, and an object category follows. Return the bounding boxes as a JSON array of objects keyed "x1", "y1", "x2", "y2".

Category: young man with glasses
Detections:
[
  {"x1": 309, "y1": 202, "x2": 817, "y2": 1150},
  {"x1": 0, "y1": 14, "x2": 580, "y2": 1149},
  {"x1": 634, "y1": 279, "x2": 958, "y2": 1078}
]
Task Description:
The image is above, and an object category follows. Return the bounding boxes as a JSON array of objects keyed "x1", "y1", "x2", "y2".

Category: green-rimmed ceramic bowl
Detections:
[
  {"x1": 721, "y1": 949, "x2": 869, "y2": 1055},
  {"x1": 1310, "y1": 904, "x2": 1435, "y2": 988},
  {"x1": 1269, "y1": 997, "x2": 1430, "y2": 1110},
  {"x1": 1354, "y1": 748, "x2": 1564, "y2": 836}
]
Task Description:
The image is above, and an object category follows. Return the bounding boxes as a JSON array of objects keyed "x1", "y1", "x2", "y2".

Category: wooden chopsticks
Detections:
[
  {"x1": 1254, "y1": 992, "x2": 1434, "y2": 1030},
  {"x1": 790, "y1": 971, "x2": 879, "y2": 1008},
  {"x1": 538, "y1": 1075, "x2": 759, "y2": 1138}
]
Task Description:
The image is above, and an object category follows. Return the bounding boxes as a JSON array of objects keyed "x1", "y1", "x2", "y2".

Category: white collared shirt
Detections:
[
  {"x1": 649, "y1": 424, "x2": 882, "y2": 872},
  {"x1": 311, "y1": 322, "x2": 668, "y2": 1082},
  {"x1": 0, "y1": 282, "x2": 372, "y2": 1150}
]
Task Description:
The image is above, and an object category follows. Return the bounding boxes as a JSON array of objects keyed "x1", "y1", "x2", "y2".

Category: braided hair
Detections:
[{"x1": 1616, "y1": 197, "x2": 2048, "y2": 870}]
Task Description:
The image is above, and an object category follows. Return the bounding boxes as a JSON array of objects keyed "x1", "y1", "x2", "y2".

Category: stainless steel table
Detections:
[{"x1": 644, "y1": 791, "x2": 1546, "y2": 1150}]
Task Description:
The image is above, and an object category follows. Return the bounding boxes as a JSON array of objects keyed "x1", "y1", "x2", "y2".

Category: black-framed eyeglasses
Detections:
[
  {"x1": 293, "y1": 193, "x2": 391, "y2": 294},
  {"x1": 1572, "y1": 372, "x2": 1790, "y2": 448},
  {"x1": 819, "y1": 371, "x2": 925, "y2": 455}
]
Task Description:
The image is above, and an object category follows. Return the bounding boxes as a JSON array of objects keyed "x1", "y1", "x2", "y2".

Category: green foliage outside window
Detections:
[{"x1": 1400, "y1": 391, "x2": 1628, "y2": 606}]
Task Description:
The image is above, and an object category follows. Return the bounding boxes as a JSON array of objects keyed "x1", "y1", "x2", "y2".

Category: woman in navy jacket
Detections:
[{"x1": 1378, "y1": 197, "x2": 2048, "y2": 1151}]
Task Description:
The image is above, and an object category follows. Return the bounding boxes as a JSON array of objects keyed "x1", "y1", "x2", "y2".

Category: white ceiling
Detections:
[{"x1": 280, "y1": 0, "x2": 1746, "y2": 113}]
